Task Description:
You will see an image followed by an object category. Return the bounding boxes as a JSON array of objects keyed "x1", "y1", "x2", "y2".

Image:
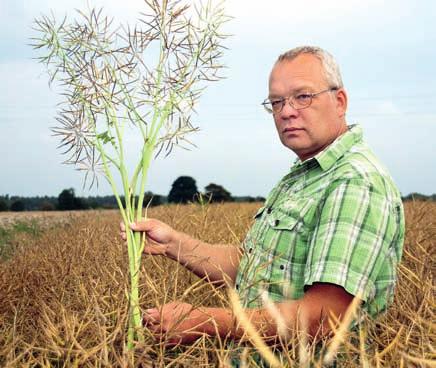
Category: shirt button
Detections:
[
  {"x1": 280, "y1": 265, "x2": 285, "y2": 270},
  {"x1": 235, "y1": 284, "x2": 239, "y2": 290},
  {"x1": 266, "y1": 207, "x2": 272, "y2": 214},
  {"x1": 248, "y1": 248, "x2": 253, "y2": 254},
  {"x1": 274, "y1": 219, "x2": 280, "y2": 226}
]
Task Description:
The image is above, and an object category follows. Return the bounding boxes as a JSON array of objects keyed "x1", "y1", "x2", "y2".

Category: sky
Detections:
[{"x1": 1, "y1": 0, "x2": 435, "y2": 198}]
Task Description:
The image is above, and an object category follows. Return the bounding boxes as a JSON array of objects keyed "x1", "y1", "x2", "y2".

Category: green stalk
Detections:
[
  {"x1": 107, "y1": 104, "x2": 145, "y2": 346},
  {"x1": 34, "y1": 1, "x2": 229, "y2": 355}
]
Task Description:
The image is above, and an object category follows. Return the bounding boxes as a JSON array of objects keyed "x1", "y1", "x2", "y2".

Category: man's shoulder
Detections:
[{"x1": 330, "y1": 142, "x2": 402, "y2": 201}]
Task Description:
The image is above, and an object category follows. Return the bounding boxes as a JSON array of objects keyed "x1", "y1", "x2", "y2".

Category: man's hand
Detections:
[
  {"x1": 143, "y1": 302, "x2": 209, "y2": 346},
  {"x1": 120, "y1": 218, "x2": 242, "y2": 284},
  {"x1": 120, "y1": 219, "x2": 178, "y2": 256}
]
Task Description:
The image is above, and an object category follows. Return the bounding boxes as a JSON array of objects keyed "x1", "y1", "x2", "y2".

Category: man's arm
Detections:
[
  {"x1": 143, "y1": 282, "x2": 355, "y2": 345},
  {"x1": 169, "y1": 230, "x2": 242, "y2": 285},
  {"x1": 121, "y1": 219, "x2": 242, "y2": 285}
]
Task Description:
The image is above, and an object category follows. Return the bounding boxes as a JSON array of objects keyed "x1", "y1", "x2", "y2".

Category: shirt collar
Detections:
[{"x1": 291, "y1": 124, "x2": 363, "y2": 172}]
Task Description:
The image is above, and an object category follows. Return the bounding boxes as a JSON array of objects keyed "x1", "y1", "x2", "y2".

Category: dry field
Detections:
[
  {"x1": 0, "y1": 201, "x2": 434, "y2": 367},
  {"x1": 0, "y1": 211, "x2": 84, "y2": 228}
]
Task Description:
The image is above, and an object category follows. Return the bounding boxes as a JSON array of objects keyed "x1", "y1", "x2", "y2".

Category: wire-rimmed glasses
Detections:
[{"x1": 262, "y1": 87, "x2": 338, "y2": 114}]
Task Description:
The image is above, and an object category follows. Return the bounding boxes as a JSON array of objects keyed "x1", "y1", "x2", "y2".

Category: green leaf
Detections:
[{"x1": 97, "y1": 131, "x2": 116, "y2": 146}]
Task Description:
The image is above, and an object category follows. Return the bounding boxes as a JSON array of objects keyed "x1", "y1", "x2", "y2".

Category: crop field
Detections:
[{"x1": 0, "y1": 201, "x2": 434, "y2": 367}]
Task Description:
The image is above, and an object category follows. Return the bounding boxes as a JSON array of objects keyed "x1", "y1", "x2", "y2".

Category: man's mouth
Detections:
[{"x1": 283, "y1": 127, "x2": 303, "y2": 133}]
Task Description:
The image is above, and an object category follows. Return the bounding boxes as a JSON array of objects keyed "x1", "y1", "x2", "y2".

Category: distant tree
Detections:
[
  {"x1": 10, "y1": 200, "x2": 25, "y2": 212},
  {"x1": 58, "y1": 188, "x2": 76, "y2": 210},
  {"x1": 58, "y1": 189, "x2": 89, "y2": 210},
  {"x1": 0, "y1": 198, "x2": 9, "y2": 211},
  {"x1": 168, "y1": 176, "x2": 198, "y2": 204},
  {"x1": 204, "y1": 183, "x2": 233, "y2": 203}
]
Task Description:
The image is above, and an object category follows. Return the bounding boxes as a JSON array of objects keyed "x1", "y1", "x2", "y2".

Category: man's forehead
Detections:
[
  {"x1": 270, "y1": 56, "x2": 323, "y2": 80},
  {"x1": 268, "y1": 55, "x2": 326, "y2": 94}
]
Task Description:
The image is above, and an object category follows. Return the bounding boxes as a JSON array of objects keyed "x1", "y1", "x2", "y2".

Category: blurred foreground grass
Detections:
[{"x1": 0, "y1": 202, "x2": 434, "y2": 367}]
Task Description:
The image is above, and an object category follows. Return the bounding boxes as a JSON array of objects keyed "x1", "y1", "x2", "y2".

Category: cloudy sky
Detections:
[{"x1": 1, "y1": 0, "x2": 435, "y2": 198}]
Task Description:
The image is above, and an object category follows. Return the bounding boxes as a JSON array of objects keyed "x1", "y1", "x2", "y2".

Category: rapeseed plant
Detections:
[{"x1": 31, "y1": 0, "x2": 229, "y2": 350}]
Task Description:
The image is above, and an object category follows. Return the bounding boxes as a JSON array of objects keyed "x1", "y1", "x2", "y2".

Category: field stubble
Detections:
[{"x1": 0, "y1": 202, "x2": 434, "y2": 367}]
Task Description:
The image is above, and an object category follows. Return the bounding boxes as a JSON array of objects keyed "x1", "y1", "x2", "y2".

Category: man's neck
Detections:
[{"x1": 299, "y1": 123, "x2": 349, "y2": 162}]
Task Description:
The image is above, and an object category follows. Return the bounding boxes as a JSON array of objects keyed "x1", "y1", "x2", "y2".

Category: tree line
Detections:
[
  {"x1": 0, "y1": 176, "x2": 266, "y2": 212},
  {"x1": 2, "y1": 176, "x2": 432, "y2": 212},
  {"x1": 401, "y1": 192, "x2": 436, "y2": 202}
]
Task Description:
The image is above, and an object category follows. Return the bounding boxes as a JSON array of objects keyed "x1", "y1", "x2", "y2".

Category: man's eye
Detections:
[
  {"x1": 295, "y1": 93, "x2": 311, "y2": 101},
  {"x1": 271, "y1": 99, "x2": 284, "y2": 107}
]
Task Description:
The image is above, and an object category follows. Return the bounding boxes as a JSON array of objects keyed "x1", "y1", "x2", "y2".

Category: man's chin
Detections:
[{"x1": 281, "y1": 140, "x2": 307, "y2": 153}]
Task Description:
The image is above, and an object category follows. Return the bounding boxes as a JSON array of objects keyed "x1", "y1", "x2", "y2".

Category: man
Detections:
[{"x1": 120, "y1": 46, "x2": 405, "y2": 358}]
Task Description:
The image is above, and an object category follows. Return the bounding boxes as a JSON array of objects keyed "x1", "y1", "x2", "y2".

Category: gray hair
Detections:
[{"x1": 276, "y1": 46, "x2": 344, "y2": 88}]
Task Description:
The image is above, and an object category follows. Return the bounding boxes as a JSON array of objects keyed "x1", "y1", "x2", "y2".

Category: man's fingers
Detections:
[
  {"x1": 130, "y1": 220, "x2": 152, "y2": 232},
  {"x1": 121, "y1": 220, "x2": 153, "y2": 232},
  {"x1": 120, "y1": 220, "x2": 153, "y2": 242},
  {"x1": 143, "y1": 308, "x2": 159, "y2": 326}
]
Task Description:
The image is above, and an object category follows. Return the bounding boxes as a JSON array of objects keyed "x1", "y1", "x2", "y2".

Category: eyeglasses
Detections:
[{"x1": 261, "y1": 87, "x2": 338, "y2": 114}]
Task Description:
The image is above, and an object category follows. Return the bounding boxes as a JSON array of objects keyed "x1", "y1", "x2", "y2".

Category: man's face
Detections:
[{"x1": 268, "y1": 54, "x2": 348, "y2": 161}]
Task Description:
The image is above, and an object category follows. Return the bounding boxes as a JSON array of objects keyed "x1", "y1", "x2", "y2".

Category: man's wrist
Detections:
[{"x1": 192, "y1": 307, "x2": 234, "y2": 338}]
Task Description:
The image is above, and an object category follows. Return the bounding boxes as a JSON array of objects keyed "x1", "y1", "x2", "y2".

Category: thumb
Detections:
[
  {"x1": 129, "y1": 220, "x2": 151, "y2": 232},
  {"x1": 129, "y1": 222, "x2": 138, "y2": 230},
  {"x1": 129, "y1": 222, "x2": 142, "y2": 231}
]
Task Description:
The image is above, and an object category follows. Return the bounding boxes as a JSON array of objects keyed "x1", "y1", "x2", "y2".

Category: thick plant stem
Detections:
[
  {"x1": 124, "y1": 206, "x2": 144, "y2": 349},
  {"x1": 126, "y1": 140, "x2": 156, "y2": 349},
  {"x1": 91, "y1": 139, "x2": 143, "y2": 350},
  {"x1": 126, "y1": 231, "x2": 143, "y2": 349},
  {"x1": 33, "y1": 0, "x2": 229, "y2": 355}
]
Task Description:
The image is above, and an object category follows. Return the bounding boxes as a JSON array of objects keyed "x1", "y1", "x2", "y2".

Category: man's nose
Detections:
[{"x1": 279, "y1": 98, "x2": 299, "y2": 118}]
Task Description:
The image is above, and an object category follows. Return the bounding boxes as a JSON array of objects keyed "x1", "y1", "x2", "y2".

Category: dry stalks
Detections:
[{"x1": 0, "y1": 201, "x2": 434, "y2": 367}]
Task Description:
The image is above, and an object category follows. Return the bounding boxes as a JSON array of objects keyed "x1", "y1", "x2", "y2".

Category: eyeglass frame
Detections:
[{"x1": 261, "y1": 87, "x2": 339, "y2": 114}]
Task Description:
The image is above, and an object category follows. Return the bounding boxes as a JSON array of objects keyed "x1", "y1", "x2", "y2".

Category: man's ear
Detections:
[{"x1": 335, "y1": 88, "x2": 348, "y2": 118}]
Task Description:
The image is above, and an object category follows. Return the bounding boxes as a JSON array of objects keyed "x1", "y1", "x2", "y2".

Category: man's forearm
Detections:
[
  {"x1": 192, "y1": 283, "x2": 355, "y2": 342},
  {"x1": 194, "y1": 302, "x2": 300, "y2": 342},
  {"x1": 167, "y1": 231, "x2": 242, "y2": 285}
]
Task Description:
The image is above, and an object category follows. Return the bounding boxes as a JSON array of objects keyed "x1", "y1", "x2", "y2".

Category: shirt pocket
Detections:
[
  {"x1": 271, "y1": 197, "x2": 315, "y2": 230},
  {"x1": 263, "y1": 197, "x2": 316, "y2": 261}
]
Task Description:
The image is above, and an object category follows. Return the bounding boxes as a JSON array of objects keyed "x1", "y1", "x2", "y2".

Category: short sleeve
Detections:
[{"x1": 304, "y1": 178, "x2": 397, "y2": 303}]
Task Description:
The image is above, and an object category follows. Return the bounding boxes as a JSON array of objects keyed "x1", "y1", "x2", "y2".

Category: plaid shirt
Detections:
[{"x1": 235, "y1": 124, "x2": 405, "y2": 317}]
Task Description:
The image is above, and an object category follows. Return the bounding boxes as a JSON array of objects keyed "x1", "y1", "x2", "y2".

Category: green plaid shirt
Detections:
[{"x1": 235, "y1": 124, "x2": 405, "y2": 317}]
